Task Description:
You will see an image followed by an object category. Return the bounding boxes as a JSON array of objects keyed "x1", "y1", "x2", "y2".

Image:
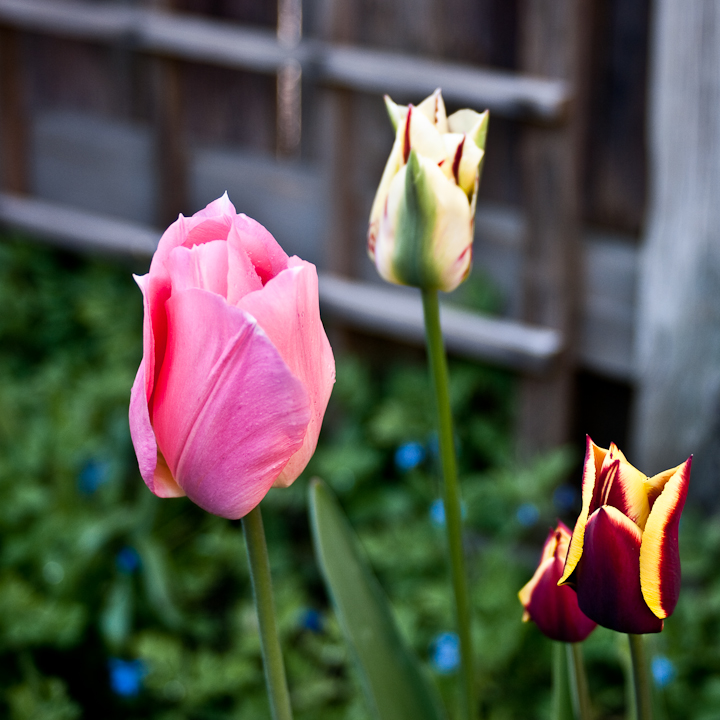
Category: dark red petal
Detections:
[
  {"x1": 576, "y1": 506, "x2": 663, "y2": 634},
  {"x1": 527, "y1": 555, "x2": 597, "y2": 642}
]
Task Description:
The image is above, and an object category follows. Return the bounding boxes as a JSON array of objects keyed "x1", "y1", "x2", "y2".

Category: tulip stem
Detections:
[
  {"x1": 242, "y1": 505, "x2": 294, "y2": 720},
  {"x1": 567, "y1": 643, "x2": 592, "y2": 720},
  {"x1": 628, "y1": 634, "x2": 653, "y2": 720},
  {"x1": 421, "y1": 288, "x2": 475, "y2": 720}
]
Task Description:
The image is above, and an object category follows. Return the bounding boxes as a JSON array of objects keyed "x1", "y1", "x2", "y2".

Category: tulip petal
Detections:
[
  {"x1": 152, "y1": 288, "x2": 311, "y2": 518},
  {"x1": 604, "y1": 458, "x2": 651, "y2": 530},
  {"x1": 640, "y1": 457, "x2": 691, "y2": 619},
  {"x1": 383, "y1": 150, "x2": 473, "y2": 292},
  {"x1": 166, "y1": 241, "x2": 230, "y2": 298},
  {"x1": 560, "y1": 436, "x2": 606, "y2": 584},
  {"x1": 129, "y1": 361, "x2": 185, "y2": 498},
  {"x1": 229, "y1": 214, "x2": 289, "y2": 286},
  {"x1": 416, "y1": 89, "x2": 448, "y2": 133},
  {"x1": 575, "y1": 506, "x2": 663, "y2": 634},
  {"x1": 448, "y1": 109, "x2": 489, "y2": 151},
  {"x1": 135, "y1": 272, "x2": 170, "y2": 410},
  {"x1": 644, "y1": 466, "x2": 678, "y2": 509},
  {"x1": 520, "y1": 524, "x2": 596, "y2": 642},
  {"x1": 403, "y1": 105, "x2": 446, "y2": 165},
  {"x1": 238, "y1": 258, "x2": 335, "y2": 487},
  {"x1": 368, "y1": 132, "x2": 405, "y2": 261},
  {"x1": 195, "y1": 191, "x2": 236, "y2": 219},
  {"x1": 526, "y1": 556, "x2": 597, "y2": 642},
  {"x1": 384, "y1": 94, "x2": 406, "y2": 132}
]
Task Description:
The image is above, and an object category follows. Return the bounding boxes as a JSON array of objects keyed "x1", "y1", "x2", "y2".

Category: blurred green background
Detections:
[{"x1": 0, "y1": 236, "x2": 718, "y2": 720}]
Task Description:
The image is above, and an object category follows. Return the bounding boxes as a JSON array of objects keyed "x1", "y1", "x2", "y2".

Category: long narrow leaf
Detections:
[{"x1": 309, "y1": 478, "x2": 446, "y2": 720}]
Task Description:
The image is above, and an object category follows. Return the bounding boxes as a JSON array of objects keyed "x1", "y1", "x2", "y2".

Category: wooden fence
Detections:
[{"x1": 0, "y1": 0, "x2": 644, "y2": 455}]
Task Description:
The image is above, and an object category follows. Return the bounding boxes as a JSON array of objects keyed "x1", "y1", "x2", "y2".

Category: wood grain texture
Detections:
[
  {"x1": 516, "y1": 0, "x2": 591, "y2": 455},
  {"x1": 0, "y1": 27, "x2": 28, "y2": 192},
  {"x1": 0, "y1": 0, "x2": 569, "y2": 123},
  {"x1": 633, "y1": 0, "x2": 720, "y2": 476}
]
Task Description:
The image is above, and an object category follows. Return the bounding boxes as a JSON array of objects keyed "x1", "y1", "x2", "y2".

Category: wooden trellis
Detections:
[{"x1": 0, "y1": 0, "x2": 591, "y2": 454}]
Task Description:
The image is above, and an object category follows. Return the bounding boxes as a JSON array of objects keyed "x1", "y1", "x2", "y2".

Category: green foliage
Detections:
[
  {"x1": 310, "y1": 478, "x2": 445, "y2": 720},
  {"x1": 0, "y1": 235, "x2": 717, "y2": 719}
]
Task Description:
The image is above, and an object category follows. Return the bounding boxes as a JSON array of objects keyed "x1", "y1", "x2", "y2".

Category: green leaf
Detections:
[{"x1": 309, "y1": 478, "x2": 446, "y2": 720}]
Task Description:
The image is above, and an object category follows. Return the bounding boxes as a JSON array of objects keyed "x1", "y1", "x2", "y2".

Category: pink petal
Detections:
[
  {"x1": 195, "y1": 192, "x2": 237, "y2": 219},
  {"x1": 228, "y1": 214, "x2": 288, "y2": 285},
  {"x1": 576, "y1": 506, "x2": 663, "y2": 634},
  {"x1": 152, "y1": 288, "x2": 311, "y2": 518},
  {"x1": 166, "y1": 241, "x2": 230, "y2": 298},
  {"x1": 129, "y1": 361, "x2": 185, "y2": 498},
  {"x1": 237, "y1": 258, "x2": 335, "y2": 487},
  {"x1": 226, "y1": 236, "x2": 265, "y2": 305},
  {"x1": 134, "y1": 272, "x2": 171, "y2": 409}
]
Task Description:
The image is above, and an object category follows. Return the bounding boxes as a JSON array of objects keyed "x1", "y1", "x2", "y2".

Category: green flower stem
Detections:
[
  {"x1": 421, "y1": 288, "x2": 475, "y2": 720},
  {"x1": 567, "y1": 643, "x2": 592, "y2": 720},
  {"x1": 242, "y1": 505, "x2": 294, "y2": 720},
  {"x1": 553, "y1": 643, "x2": 574, "y2": 720},
  {"x1": 628, "y1": 634, "x2": 653, "y2": 720}
]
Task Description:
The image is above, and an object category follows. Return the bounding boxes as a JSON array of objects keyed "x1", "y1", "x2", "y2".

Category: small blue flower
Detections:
[
  {"x1": 116, "y1": 547, "x2": 141, "y2": 575},
  {"x1": 108, "y1": 658, "x2": 147, "y2": 697},
  {"x1": 429, "y1": 499, "x2": 467, "y2": 528},
  {"x1": 429, "y1": 499, "x2": 446, "y2": 527},
  {"x1": 430, "y1": 632, "x2": 459, "y2": 674},
  {"x1": 516, "y1": 503, "x2": 539, "y2": 527},
  {"x1": 394, "y1": 442, "x2": 426, "y2": 472},
  {"x1": 553, "y1": 484, "x2": 579, "y2": 513},
  {"x1": 298, "y1": 608, "x2": 323, "y2": 633},
  {"x1": 78, "y1": 459, "x2": 110, "y2": 494},
  {"x1": 651, "y1": 656, "x2": 676, "y2": 688}
]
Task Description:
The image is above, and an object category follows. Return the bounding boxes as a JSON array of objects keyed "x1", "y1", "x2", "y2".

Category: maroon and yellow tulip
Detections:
[
  {"x1": 519, "y1": 522, "x2": 597, "y2": 642},
  {"x1": 558, "y1": 437, "x2": 692, "y2": 634}
]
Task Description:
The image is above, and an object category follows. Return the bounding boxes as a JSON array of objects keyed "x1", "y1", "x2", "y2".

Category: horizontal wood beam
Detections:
[
  {"x1": 0, "y1": 192, "x2": 563, "y2": 372},
  {"x1": 0, "y1": 0, "x2": 569, "y2": 123},
  {"x1": 319, "y1": 274, "x2": 562, "y2": 373}
]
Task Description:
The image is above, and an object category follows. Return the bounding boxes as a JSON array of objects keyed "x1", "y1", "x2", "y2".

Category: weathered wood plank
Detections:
[
  {"x1": 516, "y1": 0, "x2": 591, "y2": 455},
  {"x1": 318, "y1": 45, "x2": 569, "y2": 123},
  {"x1": 0, "y1": 192, "x2": 159, "y2": 256},
  {"x1": 0, "y1": 0, "x2": 570, "y2": 123},
  {"x1": 0, "y1": 27, "x2": 28, "y2": 193},
  {"x1": 319, "y1": 274, "x2": 562, "y2": 373},
  {"x1": 633, "y1": 0, "x2": 720, "y2": 479},
  {"x1": 0, "y1": 192, "x2": 562, "y2": 372}
]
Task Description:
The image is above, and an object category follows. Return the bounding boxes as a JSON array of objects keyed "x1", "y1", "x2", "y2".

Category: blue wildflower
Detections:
[
  {"x1": 516, "y1": 503, "x2": 539, "y2": 527},
  {"x1": 108, "y1": 658, "x2": 147, "y2": 697},
  {"x1": 430, "y1": 632, "x2": 459, "y2": 674},
  {"x1": 78, "y1": 459, "x2": 110, "y2": 494},
  {"x1": 299, "y1": 608, "x2": 323, "y2": 633},
  {"x1": 116, "y1": 547, "x2": 141, "y2": 575},
  {"x1": 394, "y1": 442, "x2": 426, "y2": 472},
  {"x1": 651, "y1": 656, "x2": 676, "y2": 687}
]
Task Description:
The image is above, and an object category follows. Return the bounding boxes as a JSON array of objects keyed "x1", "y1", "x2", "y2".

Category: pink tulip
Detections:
[{"x1": 129, "y1": 194, "x2": 335, "y2": 519}]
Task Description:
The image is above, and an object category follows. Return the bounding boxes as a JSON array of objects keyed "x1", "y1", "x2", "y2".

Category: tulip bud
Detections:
[
  {"x1": 129, "y1": 194, "x2": 335, "y2": 520},
  {"x1": 519, "y1": 522, "x2": 597, "y2": 643},
  {"x1": 368, "y1": 89, "x2": 488, "y2": 293},
  {"x1": 558, "y1": 437, "x2": 692, "y2": 634}
]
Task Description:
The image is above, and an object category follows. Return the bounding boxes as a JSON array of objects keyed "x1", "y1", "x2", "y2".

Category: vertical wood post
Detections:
[
  {"x1": 517, "y1": 0, "x2": 590, "y2": 456},
  {"x1": 633, "y1": 1, "x2": 720, "y2": 478},
  {"x1": 148, "y1": 0, "x2": 188, "y2": 226},
  {"x1": 276, "y1": 0, "x2": 302, "y2": 159},
  {"x1": 0, "y1": 26, "x2": 28, "y2": 194},
  {"x1": 319, "y1": 0, "x2": 358, "y2": 277}
]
